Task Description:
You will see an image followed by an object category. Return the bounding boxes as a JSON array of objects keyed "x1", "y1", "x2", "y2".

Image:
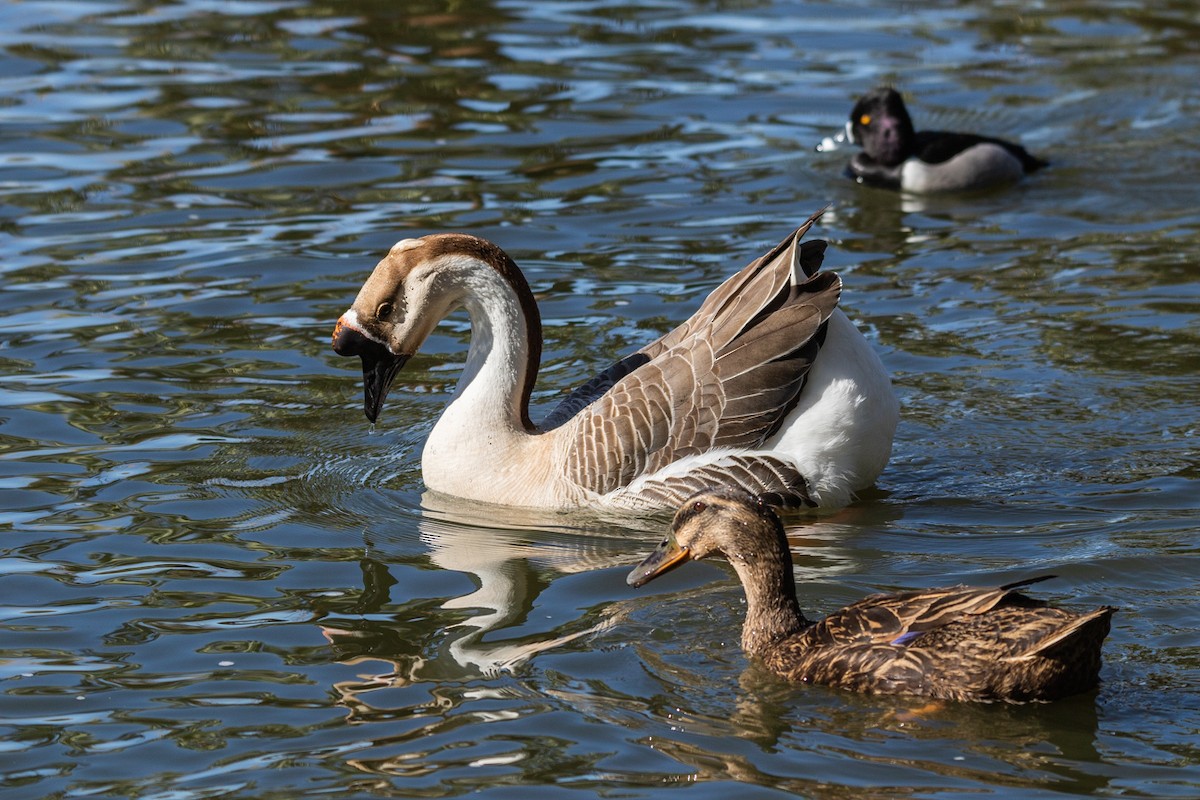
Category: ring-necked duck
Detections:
[{"x1": 846, "y1": 87, "x2": 1047, "y2": 193}]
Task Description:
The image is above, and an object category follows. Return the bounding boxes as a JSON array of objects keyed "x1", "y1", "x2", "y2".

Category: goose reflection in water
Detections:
[
  {"x1": 319, "y1": 502, "x2": 642, "y2": 714},
  {"x1": 318, "y1": 497, "x2": 865, "y2": 721}
]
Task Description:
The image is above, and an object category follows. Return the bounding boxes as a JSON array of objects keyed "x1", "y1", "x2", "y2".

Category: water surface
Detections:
[{"x1": 2, "y1": 1, "x2": 1198, "y2": 798}]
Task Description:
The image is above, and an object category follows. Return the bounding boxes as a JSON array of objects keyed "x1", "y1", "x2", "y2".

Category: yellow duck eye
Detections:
[{"x1": 859, "y1": 114, "x2": 871, "y2": 126}]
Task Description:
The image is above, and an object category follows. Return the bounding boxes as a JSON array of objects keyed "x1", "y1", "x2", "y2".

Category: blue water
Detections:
[{"x1": 1, "y1": 1, "x2": 1198, "y2": 798}]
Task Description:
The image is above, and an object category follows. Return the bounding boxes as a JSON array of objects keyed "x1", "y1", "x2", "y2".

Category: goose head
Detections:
[
  {"x1": 332, "y1": 233, "x2": 536, "y2": 423},
  {"x1": 627, "y1": 487, "x2": 789, "y2": 588}
]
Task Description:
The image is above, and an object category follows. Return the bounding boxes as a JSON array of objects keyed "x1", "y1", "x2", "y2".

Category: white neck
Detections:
[
  {"x1": 454, "y1": 272, "x2": 529, "y2": 427},
  {"x1": 421, "y1": 263, "x2": 539, "y2": 496}
]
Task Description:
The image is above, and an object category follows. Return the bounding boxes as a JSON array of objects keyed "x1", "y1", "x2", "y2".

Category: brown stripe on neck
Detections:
[{"x1": 421, "y1": 233, "x2": 543, "y2": 431}]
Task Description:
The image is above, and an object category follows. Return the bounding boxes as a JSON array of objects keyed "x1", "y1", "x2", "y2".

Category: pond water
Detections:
[{"x1": 2, "y1": 1, "x2": 1198, "y2": 798}]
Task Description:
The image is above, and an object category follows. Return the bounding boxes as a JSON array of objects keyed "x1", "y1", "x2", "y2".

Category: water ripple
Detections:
[{"x1": 0, "y1": 1, "x2": 1197, "y2": 798}]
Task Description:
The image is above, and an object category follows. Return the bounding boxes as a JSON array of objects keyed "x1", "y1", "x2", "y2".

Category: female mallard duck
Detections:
[
  {"x1": 628, "y1": 488, "x2": 1115, "y2": 702},
  {"x1": 845, "y1": 87, "x2": 1047, "y2": 193},
  {"x1": 331, "y1": 210, "x2": 898, "y2": 512}
]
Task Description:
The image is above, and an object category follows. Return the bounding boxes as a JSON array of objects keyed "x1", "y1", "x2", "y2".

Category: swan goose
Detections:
[{"x1": 331, "y1": 210, "x2": 898, "y2": 512}]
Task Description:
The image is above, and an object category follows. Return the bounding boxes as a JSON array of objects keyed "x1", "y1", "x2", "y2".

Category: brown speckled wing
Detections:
[
  {"x1": 767, "y1": 578, "x2": 1113, "y2": 701},
  {"x1": 765, "y1": 642, "x2": 933, "y2": 695},
  {"x1": 803, "y1": 583, "x2": 1050, "y2": 647}
]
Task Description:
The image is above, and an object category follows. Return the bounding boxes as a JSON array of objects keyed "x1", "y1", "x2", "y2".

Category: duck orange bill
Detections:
[
  {"x1": 627, "y1": 535, "x2": 691, "y2": 588},
  {"x1": 332, "y1": 320, "x2": 409, "y2": 423}
]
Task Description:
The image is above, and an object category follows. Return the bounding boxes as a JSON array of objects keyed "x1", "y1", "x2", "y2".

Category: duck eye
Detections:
[
  {"x1": 376, "y1": 301, "x2": 394, "y2": 319},
  {"x1": 859, "y1": 114, "x2": 871, "y2": 126},
  {"x1": 692, "y1": 501, "x2": 707, "y2": 513}
]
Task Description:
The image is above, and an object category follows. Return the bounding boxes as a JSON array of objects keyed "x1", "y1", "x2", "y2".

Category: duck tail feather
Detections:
[
  {"x1": 1009, "y1": 606, "x2": 1117, "y2": 661},
  {"x1": 1000, "y1": 574, "x2": 1057, "y2": 592}
]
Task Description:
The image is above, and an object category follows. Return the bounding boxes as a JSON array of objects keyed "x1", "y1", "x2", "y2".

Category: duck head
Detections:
[
  {"x1": 627, "y1": 487, "x2": 787, "y2": 587},
  {"x1": 847, "y1": 87, "x2": 916, "y2": 168}
]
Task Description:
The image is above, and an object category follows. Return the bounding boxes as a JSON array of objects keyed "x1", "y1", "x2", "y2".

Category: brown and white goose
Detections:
[{"x1": 331, "y1": 210, "x2": 898, "y2": 512}]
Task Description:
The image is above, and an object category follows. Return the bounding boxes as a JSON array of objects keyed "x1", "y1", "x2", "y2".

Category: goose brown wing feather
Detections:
[
  {"x1": 629, "y1": 454, "x2": 814, "y2": 509},
  {"x1": 795, "y1": 238, "x2": 828, "y2": 279},
  {"x1": 539, "y1": 352, "x2": 650, "y2": 431},
  {"x1": 561, "y1": 269, "x2": 838, "y2": 497},
  {"x1": 719, "y1": 302, "x2": 824, "y2": 378},
  {"x1": 682, "y1": 223, "x2": 819, "y2": 353},
  {"x1": 562, "y1": 342, "x2": 718, "y2": 494},
  {"x1": 538, "y1": 224, "x2": 813, "y2": 432},
  {"x1": 666, "y1": 215, "x2": 815, "y2": 330}
]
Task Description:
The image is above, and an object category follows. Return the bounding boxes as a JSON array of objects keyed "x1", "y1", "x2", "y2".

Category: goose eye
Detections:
[
  {"x1": 859, "y1": 114, "x2": 871, "y2": 126},
  {"x1": 376, "y1": 301, "x2": 394, "y2": 320}
]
